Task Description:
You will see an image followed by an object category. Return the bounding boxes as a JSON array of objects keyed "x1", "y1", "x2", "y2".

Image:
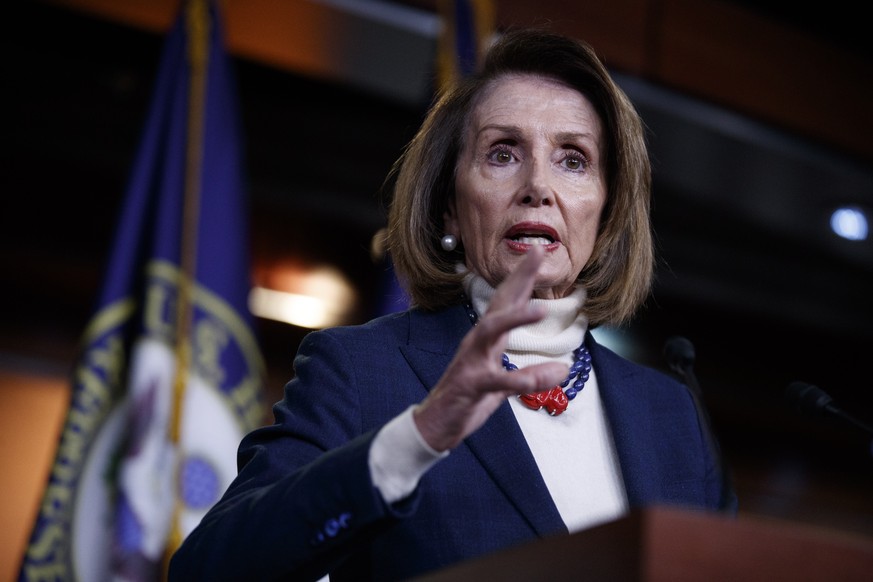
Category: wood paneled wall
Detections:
[{"x1": 48, "y1": 0, "x2": 873, "y2": 163}]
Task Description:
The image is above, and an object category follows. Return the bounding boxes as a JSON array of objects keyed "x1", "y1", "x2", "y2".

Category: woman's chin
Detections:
[{"x1": 531, "y1": 280, "x2": 577, "y2": 300}]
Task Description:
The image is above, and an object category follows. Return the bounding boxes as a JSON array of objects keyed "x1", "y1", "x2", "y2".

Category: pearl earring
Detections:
[{"x1": 440, "y1": 234, "x2": 458, "y2": 251}]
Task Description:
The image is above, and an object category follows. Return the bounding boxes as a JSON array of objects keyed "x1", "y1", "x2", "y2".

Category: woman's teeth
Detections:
[{"x1": 513, "y1": 235, "x2": 553, "y2": 244}]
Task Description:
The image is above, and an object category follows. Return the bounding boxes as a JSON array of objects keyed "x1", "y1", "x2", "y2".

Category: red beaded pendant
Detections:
[{"x1": 519, "y1": 386, "x2": 569, "y2": 416}]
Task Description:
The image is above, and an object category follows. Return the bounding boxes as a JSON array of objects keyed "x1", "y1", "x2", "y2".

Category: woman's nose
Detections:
[{"x1": 518, "y1": 158, "x2": 552, "y2": 206}]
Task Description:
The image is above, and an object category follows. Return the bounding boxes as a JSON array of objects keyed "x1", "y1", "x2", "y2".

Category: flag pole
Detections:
[{"x1": 164, "y1": 0, "x2": 209, "y2": 574}]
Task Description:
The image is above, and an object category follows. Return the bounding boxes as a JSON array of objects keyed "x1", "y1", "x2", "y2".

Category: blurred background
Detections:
[{"x1": 3, "y1": 0, "x2": 872, "y2": 576}]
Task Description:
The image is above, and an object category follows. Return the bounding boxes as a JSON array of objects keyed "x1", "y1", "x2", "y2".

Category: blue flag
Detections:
[
  {"x1": 19, "y1": 1, "x2": 265, "y2": 580},
  {"x1": 436, "y1": 0, "x2": 495, "y2": 90}
]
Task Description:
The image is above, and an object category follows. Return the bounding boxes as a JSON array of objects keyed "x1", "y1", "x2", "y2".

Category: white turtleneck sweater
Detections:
[{"x1": 369, "y1": 273, "x2": 628, "y2": 533}]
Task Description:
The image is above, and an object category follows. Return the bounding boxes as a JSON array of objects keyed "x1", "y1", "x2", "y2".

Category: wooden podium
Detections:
[{"x1": 413, "y1": 506, "x2": 873, "y2": 581}]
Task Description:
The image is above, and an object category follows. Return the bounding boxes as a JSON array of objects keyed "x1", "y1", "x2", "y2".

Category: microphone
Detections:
[
  {"x1": 664, "y1": 336, "x2": 701, "y2": 396},
  {"x1": 664, "y1": 335, "x2": 695, "y2": 370},
  {"x1": 663, "y1": 336, "x2": 735, "y2": 511},
  {"x1": 785, "y1": 381, "x2": 873, "y2": 438}
]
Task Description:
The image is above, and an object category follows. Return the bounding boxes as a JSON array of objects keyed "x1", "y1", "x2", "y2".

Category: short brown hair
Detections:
[{"x1": 386, "y1": 28, "x2": 652, "y2": 327}]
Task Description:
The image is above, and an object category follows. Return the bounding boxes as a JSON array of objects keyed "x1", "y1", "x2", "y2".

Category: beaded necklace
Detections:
[{"x1": 462, "y1": 299, "x2": 591, "y2": 416}]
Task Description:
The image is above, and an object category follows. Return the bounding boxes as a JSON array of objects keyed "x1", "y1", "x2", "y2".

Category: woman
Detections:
[{"x1": 170, "y1": 29, "x2": 735, "y2": 581}]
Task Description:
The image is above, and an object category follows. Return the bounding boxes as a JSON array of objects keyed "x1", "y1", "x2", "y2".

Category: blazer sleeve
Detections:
[{"x1": 169, "y1": 329, "x2": 419, "y2": 582}]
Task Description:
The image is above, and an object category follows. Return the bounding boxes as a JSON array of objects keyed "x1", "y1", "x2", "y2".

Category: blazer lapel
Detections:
[
  {"x1": 464, "y1": 403, "x2": 568, "y2": 537},
  {"x1": 399, "y1": 305, "x2": 567, "y2": 538},
  {"x1": 588, "y1": 333, "x2": 663, "y2": 508}
]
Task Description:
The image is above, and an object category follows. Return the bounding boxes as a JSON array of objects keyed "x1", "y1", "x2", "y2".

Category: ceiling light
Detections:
[
  {"x1": 830, "y1": 206, "x2": 868, "y2": 241},
  {"x1": 249, "y1": 265, "x2": 356, "y2": 329}
]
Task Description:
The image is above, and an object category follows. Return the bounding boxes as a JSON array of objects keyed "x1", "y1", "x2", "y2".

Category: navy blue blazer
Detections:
[{"x1": 170, "y1": 304, "x2": 735, "y2": 581}]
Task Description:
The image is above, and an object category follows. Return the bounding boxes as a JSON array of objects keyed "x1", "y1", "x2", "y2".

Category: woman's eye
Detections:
[
  {"x1": 562, "y1": 153, "x2": 587, "y2": 171},
  {"x1": 486, "y1": 144, "x2": 516, "y2": 164}
]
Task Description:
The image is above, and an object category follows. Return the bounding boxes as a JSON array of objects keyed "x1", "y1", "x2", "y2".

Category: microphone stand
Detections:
[{"x1": 664, "y1": 336, "x2": 735, "y2": 511}]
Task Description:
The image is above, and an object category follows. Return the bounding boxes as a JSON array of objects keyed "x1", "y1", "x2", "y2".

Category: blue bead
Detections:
[{"x1": 495, "y1": 337, "x2": 591, "y2": 411}]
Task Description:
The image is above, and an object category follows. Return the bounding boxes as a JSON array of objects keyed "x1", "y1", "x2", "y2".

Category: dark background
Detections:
[{"x1": 4, "y1": 0, "x2": 872, "y2": 538}]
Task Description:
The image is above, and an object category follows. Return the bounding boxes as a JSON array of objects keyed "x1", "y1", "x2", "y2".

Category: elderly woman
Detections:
[{"x1": 170, "y1": 28, "x2": 735, "y2": 581}]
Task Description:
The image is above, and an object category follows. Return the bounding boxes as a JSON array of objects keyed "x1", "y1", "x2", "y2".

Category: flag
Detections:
[
  {"x1": 18, "y1": 0, "x2": 266, "y2": 580},
  {"x1": 436, "y1": 0, "x2": 496, "y2": 91}
]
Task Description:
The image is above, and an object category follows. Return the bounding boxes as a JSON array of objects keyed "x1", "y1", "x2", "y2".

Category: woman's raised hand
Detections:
[{"x1": 413, "y1": 245, "x2": 571, "y2": 452}]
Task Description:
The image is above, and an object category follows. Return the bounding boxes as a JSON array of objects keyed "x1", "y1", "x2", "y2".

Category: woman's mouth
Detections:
[{"x1": 505, "y1": 223, "x2": 560, "y2": 251}]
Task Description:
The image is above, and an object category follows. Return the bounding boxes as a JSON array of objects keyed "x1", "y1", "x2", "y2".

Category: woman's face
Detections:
[{"x1": 446, "y1": 74, "x2": 607, "y2": 299}]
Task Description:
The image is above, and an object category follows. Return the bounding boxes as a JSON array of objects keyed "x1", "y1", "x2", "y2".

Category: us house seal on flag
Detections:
[{"x1": 66, "y1": 262, "x2": 264, "y2": 581}]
